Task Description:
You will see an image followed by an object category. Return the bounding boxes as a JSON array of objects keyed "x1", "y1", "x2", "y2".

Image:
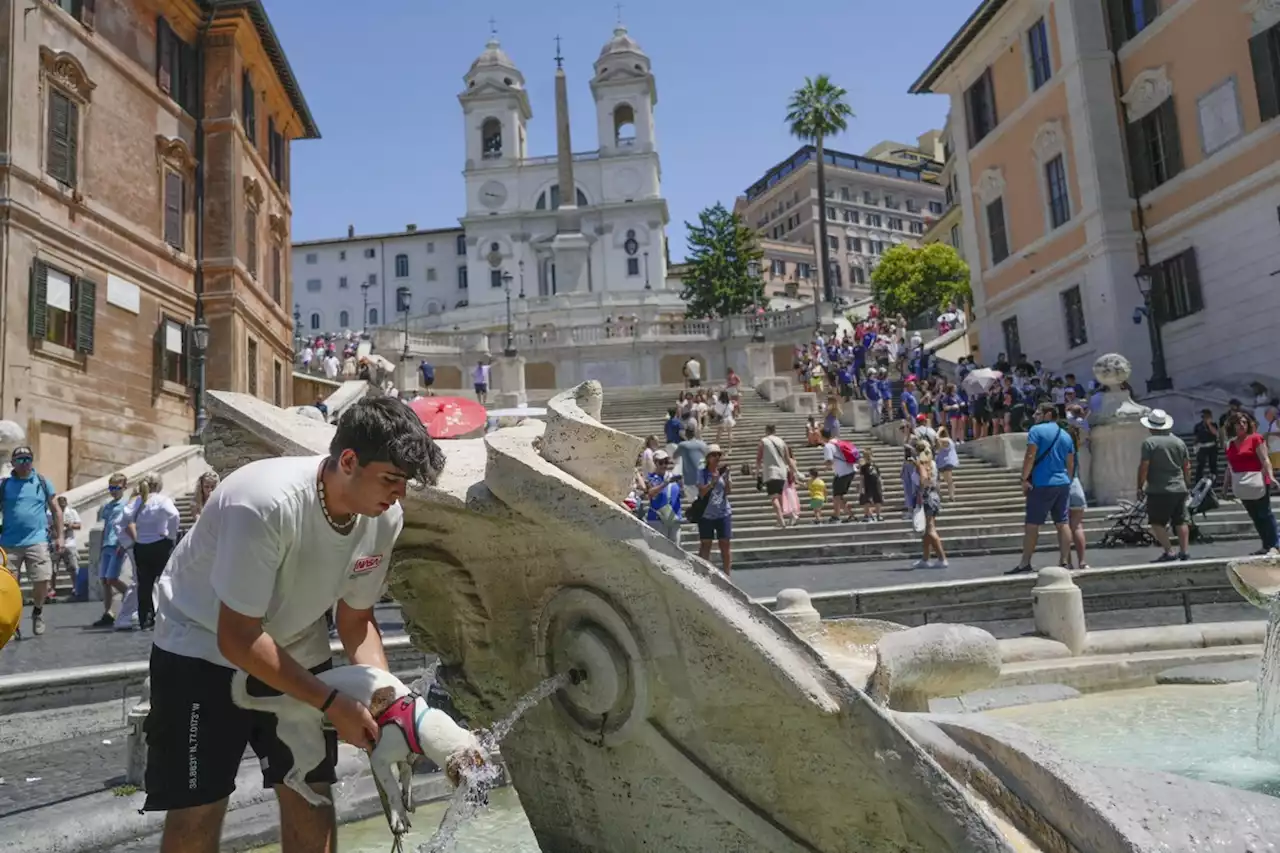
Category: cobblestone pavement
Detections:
[
  {"x1": 0, "y1": 728, "x2": 130, "y2": 820},
  {"x1": 0, "y1": 602, "x2": 406, "y2": 677}
]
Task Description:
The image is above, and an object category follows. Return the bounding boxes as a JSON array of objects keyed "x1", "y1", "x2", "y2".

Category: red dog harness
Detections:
[{"x1": 375, "y1": 694, "x2": 425, "y2": 755}]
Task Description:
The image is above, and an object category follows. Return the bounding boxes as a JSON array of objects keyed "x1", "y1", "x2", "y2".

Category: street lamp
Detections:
[
  {"x1": 191, "y1": 318, "x2": 210, "y2": 436},
  {"x1": 361, "y1": 280, "x2": 372, "y2": 332},
  {"x1": 1134, "y1": 264, "x2": 1173, "y2": 391},
  {"x1": 643, "y1": 251, "x2": 651, "y2": 290},
  {"x1": 518, "y1": 259, "x2": 526, "y2": 299},
  {"x1": 396, "y1": 286, "x2": 411, "y2": 361},
  {"x1": 747, "y1": 260, "x2": 765, "y2": 342},
  {"x1": 502, "y1": 270, "x2": 517, "y2": 357},
  {"x1": 292, "y1": 304, "x2": 302, "y2": 357}
]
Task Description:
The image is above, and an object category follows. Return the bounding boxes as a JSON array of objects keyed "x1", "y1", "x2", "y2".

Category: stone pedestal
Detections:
[
  {"x1": 757, "y1": 377, "x2": 791, "y2": 402},
  {"x1": 491, "y1": 355, "x2": 528, "y2": 409},
  {"x1": 1032, "y1": 566, "x2": 1087, "y2": 655},
  {"x1": 1087, "y1": 354, "x2": 1150, "y2": 506},
  {"x1": 839, "y1": 400, "x2": 872, "y2": 432},
  {"x1": 87, "y1": 529, "x2": 103, "y2": 602},
  {"x1": 782, "y1": 392, "x2": 819, "y2": 415},
  {"x1": 125, "y1": 677, "x2": 151, "y2": 785},
  {"x1": 394, "y1": 358, "x2": 418, "y2": 394},
  {"x1": 744, "y1": 343, "x2": 774, "y2": 387}
]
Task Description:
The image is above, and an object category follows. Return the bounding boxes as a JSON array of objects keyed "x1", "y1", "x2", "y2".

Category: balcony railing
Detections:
[{"x1": 521, "y1": 150, "x2": 601, "y2": 166}]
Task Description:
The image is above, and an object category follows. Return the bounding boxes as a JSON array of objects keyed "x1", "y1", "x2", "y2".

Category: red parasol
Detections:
[{"x1": 408, "y1": 396, "x2": 489, "y2": 439}]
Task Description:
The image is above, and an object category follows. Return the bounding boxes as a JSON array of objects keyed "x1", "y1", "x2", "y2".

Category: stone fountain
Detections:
[{"x1": 203, "y1": 383, "x2": 1280, "y2": 853}]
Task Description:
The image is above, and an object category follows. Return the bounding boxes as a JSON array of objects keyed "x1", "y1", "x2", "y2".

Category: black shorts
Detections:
[
  {"x1": 765, "y1": 478, "x2": 786, "y2": 496},
  {"x1": 142, "y1": 646, "x2": 338, "y2": 811},
  {"x1": 474, "y1": 383, "x2": 488, "y2": 394},
  {"x1": 1146, "y1": 492, "x2": 1189, "y2": 527},
  {"x1": 860, "y1": 480, "x2": 884, "y2": 505},
  {"x1": 833, "y1": 473, "x2": 855, "y2": 497}
]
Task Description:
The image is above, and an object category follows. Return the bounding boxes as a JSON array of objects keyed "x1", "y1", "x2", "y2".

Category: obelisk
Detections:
[{"x1": 550, "y1": 36, "x2": 590, "y2": 294}]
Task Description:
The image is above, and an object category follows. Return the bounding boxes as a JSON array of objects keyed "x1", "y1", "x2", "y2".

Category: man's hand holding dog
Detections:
[{"x1": 324, "y1": 692, "x2": 380, "y2": 751}]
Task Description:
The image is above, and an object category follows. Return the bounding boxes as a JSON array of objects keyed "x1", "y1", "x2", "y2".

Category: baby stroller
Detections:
[
  {"x1": 1099, "y1": 497, "x2": 1154, "y2": 548},
  {"x1": 1187, "y1": 476, "x2": 1218, "y2": 544}
]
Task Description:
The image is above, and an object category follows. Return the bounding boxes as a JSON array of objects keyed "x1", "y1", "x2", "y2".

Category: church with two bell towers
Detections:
[{"x1": 458, "y1": 24, "x2": 669, "y2": 309}]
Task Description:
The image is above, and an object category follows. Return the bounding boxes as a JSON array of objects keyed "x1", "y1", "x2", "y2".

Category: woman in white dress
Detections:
[{"x1": 713, "y1": 391, "x2": 737, "y2": 454}]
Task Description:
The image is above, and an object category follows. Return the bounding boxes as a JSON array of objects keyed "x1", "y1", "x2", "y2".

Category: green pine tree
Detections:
[{"x1": 679, "y1": 203, "x2": 766, "y2": 319}]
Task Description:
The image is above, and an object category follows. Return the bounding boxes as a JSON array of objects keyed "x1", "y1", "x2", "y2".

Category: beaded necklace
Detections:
[{"x1": 317, "y1": 460, "x2": 357, "y2": 535}]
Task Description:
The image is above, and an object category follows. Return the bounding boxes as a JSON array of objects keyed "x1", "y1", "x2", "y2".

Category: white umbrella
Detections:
[
  {"x1": 962, "y1": 368, "x2": 1003, "y2": 396},
  {"x1": 938, "y1": 312, "x2": 957, "y2": 325}
]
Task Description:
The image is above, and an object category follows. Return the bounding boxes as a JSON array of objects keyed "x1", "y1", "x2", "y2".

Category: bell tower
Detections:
[
  {"x1": 459, "y1": 34, "x2": 532, "y2": 170},
  {"x1": 590, "y1": 24, "x2": 656, "y2": 154}
]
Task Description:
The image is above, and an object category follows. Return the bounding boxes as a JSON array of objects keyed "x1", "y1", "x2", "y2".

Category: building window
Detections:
[
  {"x1": 481, "y1": 117, "x2": 503, "y2": 158},
  {"x1": 245, "y1": 209, "x2": 258, "y2": 278},
  {"x1": 797, "y1": 262, "x2": 811, "y2": 279},
  {"x1": 863, "y1": 191, "x2": 875, "y2": 205},
  {"x1": 846, "y1": 237, "x2": 858, "y2": 252},
  {"x1": 884, "y1": 194, "x2": 898, "y2": 210},
  {"x1": 950, "y1": 224, "x2": 962, "y2": 248},
  {"x1": 339, "y1": 275, "x2": 348, "y2": 288},
  {"x1": 339, "y1": 310, "x2": 350, "y2": 327},
  {"x1": 367, "y1": 273, "x2": 377, "y2": 286},
  {"x1": 46, "y1": 89, "x2": 79, "y2": 187},
  {"x1": 841, "y1": 210, "x2": 852, "y2": 223},
  {"x1": 965, "y1": 67, "x2": 998, "y2": 146},
  {"x1": 929, "y1": 201, "x2": 944, "y2": 214},
  {"x1": 1152, "y1": 248, "x2": 1204, "y2": 322},
  {"x1": 839, "y1": 187, "x2": 849, "y2": 201},
  {"x1": 271, "y1": 246, "x2": 282, "y2": 303},
  {"x1": 456, "y1": 234, "x2": 467, "y2": 256},
  {"x1": 866, "y1": 213, "x2": 882, "y2": 228},
  {"x1": 1105, "y1": 0, "x2": 1159, "y2": 49},
  {"x1": 909, "y1": 222, "x2": 924, "y2": 236},
  {"x1": 395, "y1": 254, "x2": 409, "y2": 278},
  {"x1": 1128, "y1": 98, "x2": 1183, "y2": 195},
  {"x1": 490, "y1": 269, "x2": 503, "y2": 288},
  {"x1": 364, "y1": 248, "x2": 376, "y2": 259},
  {"x1": 30, "y1": 261, "x2": 95, "y2": 354},
  {"x1": 368, "y1": 308, "x2": 379, "y2": 325},
  {"x1": 771, "y1": 259, "x2": 786, "y2": 276},
  {"x1": 159, "y1": 317, "x2": 188, "y2": 385},
  {"x1": 426, "y1": 242, "x2": 435, "y2": 254},
  {"x1": 826, "y1": 206, "x2": 837, "y2": 220},
  {"x1": 306, "y1": 279, "x2": 321, "y2": 293},
  {"x1": 241, "y1": 69, "x2": 256, "y2": 143},
  {"x1": 458, "y1": 265, "x2": 469, "y2": 290},
  {"x1": 156, "y1": 17, "x2": 198, "y2": 114},
  {"x1": 905, "y1": 199, "x2": 919, "y2": 214},
  {"x1": 1028, "y1": 18, "x2": 1052, "y2": 91},
  {"x1": 305, "y1": 253, "x2": 317, "y2": 264},
  {"x1": 849, "y1": 265, "x2": 866, "y2": 285},
  {"x1": 1001, "y1": 316, "x2": 1022, "y2": 362},
  {"x1": 1061, "y1": 285, "x2": 1087, "y2": 348},
  {"x1": 1249, "y1": 22, "x2": 1280, "y2": 123},
  {"x1": 272, "y1": 360, "x2": 283, "y2": 406},
  {"x1": 1045, "y1": 154, "x2": 1071, "y2": 229},
  {"x1": 163, "y1": 169, "x2": 185, "y2": 250},
  {"x1": 627, "y1": 257, "x2": 640, "y2": 276},
  {"x1": 426, "y1": 268, "x2": 437, "y2": 282},
  {"x1": 267, "y1": 117, "x2": 286, "y2": 187},
  {"x1": 247, "y1": 338, "x2": 258, "y2": 396},
  {"x1": 986, "y1": 197, "x2": 1010, "y2": 265},
  {"x1": 826, "y1": 235, "x2": 838, "y2": 250},
  {"x1": 887, "y1": 217, "x2": 903, "y2": 231},
  {"x1": 309, "y1": 312, "x2": 320, "y2": 330}
]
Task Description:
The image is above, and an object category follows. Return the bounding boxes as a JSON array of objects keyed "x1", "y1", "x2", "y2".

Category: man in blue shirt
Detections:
[
  {"x1": 1007, "y1": 405, "x2": 1075, "y2": 575},
  {"x1": 1, "y1": 446, "x2": 62, "y2": 636},
  {"x1": 877, "y1": 369, "x2": 893, "y2": 423},
  {"x1": 645, "y1": 452, "x2": 682, "y2": 542},
  {"x1": 419, "y1": 360, "x2": 435, "y2": 394},
  {"x1": 92, "y1": 473, "x2": 129, "y2": 628},
  {"x1": 900, "y1": 380, "x2": 919, "y2": 438},
  {"x1": 862, "y1": 373, "x2": 881, "y2": 424}
]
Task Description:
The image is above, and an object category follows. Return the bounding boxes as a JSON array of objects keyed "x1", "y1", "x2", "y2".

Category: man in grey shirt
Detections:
[
  {"x1": 675, "y1": 428, "x2": 709, "y2": 501},
  {"x1": 1137, "y1": 408, "x2": 1191, "y2": 562}
]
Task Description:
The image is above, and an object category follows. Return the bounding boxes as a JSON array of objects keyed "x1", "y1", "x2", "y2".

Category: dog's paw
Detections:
[
  {"x1": 389, "y1": 811, "x2": 411, "y2": 836},
  {"x1": 444, "y1": 748, "x2": 488, "y2": 788}
]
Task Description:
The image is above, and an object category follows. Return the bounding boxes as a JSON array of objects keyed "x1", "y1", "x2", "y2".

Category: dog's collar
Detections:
[{"x1": 376, "y1": 693, "x2": 426, "y2": 756}]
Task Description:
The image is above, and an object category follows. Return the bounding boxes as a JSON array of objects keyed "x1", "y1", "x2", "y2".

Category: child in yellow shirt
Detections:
[{"x1": 807, "y1": 468, "x2": 827, "y2": 524}]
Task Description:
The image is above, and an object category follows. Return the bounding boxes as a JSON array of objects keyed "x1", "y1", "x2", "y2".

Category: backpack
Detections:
[{"x1": 834, "y1": 440, "x2": 860, "y2": 465}]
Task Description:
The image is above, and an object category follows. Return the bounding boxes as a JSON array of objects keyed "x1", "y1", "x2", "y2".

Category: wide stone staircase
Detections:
[{"x1": 598, "y1": 386, "x2": 1260, "y2": 570}]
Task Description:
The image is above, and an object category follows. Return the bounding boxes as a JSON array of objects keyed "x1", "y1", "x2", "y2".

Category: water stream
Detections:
[
  {"x1": 418, "y1": 671, "x2": 576, "y2": 853},
  {"x1": 1258, "y1": 601, "x2": 1280, "y2": 757}
]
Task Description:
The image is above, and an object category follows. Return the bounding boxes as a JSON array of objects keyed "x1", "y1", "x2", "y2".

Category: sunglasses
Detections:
[
  {"x1": 12, "y1": 456, "x2": 32, "y2": 465},
  {"x1": 108, "y1": 485, "x2": 123, "y2": 492}
]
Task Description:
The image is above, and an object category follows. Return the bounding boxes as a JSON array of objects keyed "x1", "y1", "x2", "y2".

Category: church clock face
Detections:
[{"x1": 478, "y1": 180, "x2": 508, "y2": 209}]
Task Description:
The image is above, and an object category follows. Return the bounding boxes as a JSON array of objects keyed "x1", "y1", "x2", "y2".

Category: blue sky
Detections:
[{"x1": 267, "y1": 0, "x2": 973, "y2": 258}]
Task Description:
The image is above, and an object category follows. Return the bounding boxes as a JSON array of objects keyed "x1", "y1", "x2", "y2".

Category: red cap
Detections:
[{"x1": 916, "y1": 414, "x2": 927, "y2": 422}]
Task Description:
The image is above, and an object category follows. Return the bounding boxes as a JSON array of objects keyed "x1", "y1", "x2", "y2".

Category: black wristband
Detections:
[{"x1": 319, "y1": 688, "x2": 339, "y2": 713}]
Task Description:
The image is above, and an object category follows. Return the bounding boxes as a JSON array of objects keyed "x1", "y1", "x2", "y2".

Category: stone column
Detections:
[
  {"x1": 491, "y1": 355, "x2": 528, "y2": 408},
  {"x1": 744, "y1": 343, "x2": 774, "y2": 387},
  {"x1": 1087, "y1": 353, "x2": 1150, "y2": 506},
  {"x1": 394, "y1": 358, "x2": 418, "y2": 394},
  {"x1": 1032, "y1": 566, "x2": 1087, "y2": 655}
]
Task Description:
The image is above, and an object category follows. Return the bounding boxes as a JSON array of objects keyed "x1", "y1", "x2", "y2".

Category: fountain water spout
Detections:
[{"x1": 1226, "y1": 556, "x2": 1280, "y2": 756}]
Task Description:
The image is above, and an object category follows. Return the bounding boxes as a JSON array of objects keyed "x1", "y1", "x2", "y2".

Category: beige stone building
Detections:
[
  {"x1": 912, "y1": 0, "x2": 1280, "y2": 395},
  {"x1": 735, "y1": 143, "x2": 948, "y2": 303},
  {"x1": 1, "y1": 0, "x2": 316, "y2": 488}
]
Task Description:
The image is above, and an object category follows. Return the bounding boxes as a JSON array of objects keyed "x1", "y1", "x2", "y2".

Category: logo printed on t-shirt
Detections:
[{"x1": 352, "y1": 555, "x2": 382, "y2": 575}]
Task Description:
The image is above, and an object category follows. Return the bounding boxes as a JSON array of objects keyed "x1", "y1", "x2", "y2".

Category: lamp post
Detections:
[
  {"x1": 643, "y1": 251, "x2": 651, "y2": 290},
  {"x1": 518, "y1": 259, "x2": 526, "y2": 299},
  {"x1": 502, "y1": 271, "x2": 517, "y2": 357},
  {"x1": 396, "y1": 286, "x2": 411, "y2": 361},
  {"x1": 361, "y1": 280, "x2": 372, "y2": 332},
  {"x1": 292, "y1": 304, "x2": 302, "y2": 359},
  {"x1": 748, "y1": 260, "x2": 765, "y2": 342},
  {"x1": 1134, "y1": 265, "x2": 1173, "y2": 392},
  {"x1": 191, "y1": 318, "x2": 210, "y2": 436}
]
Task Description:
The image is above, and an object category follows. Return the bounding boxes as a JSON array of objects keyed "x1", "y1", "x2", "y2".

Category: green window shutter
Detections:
[
  {"x1": 152, "y1": 320, "x2": 164, "y2": 394},
  {"x1": 1105, "y1": 0, "x2": 1128, "y2": 49},
  {"x1": 47, "y1": 92, "x2": 72, "y2": 185},
  {"x1": 1126, "y1": 118, "x2": 1150, "y2": 197},
  {"x1": 29, "y1": 262, "x2": 48, "y2": 340},
  {"x1": 164, "y1": 171, "x2": 183, "y2": 248},
  {"x1": 1250, "y1": 30, "x2": 1280, "y2": 123},
  {"x1": 156, "y1": 17, "x2": 173, "y2": 94},
  {"x1": 66, "y1": 98, "x2": 79, "y2": 186},
  {"x1": 1159, "y1": 98, "x2": 1183, "y2": 180},
  {"x1": 79, "y1": 0, "x2": 95, "y2": 28},
  {"x1": 1150, "y1": 262, "x2": 1170, "y2": 323},
  {"x1": 1181, "y1": 248, "x2": 1204, "y2": 314},
  {"x1": 184, "y1": 323, "x2": 197, "y2": 388},
  {"x1": 75, "y1": 277, "x2": 96, "y2": 354}
]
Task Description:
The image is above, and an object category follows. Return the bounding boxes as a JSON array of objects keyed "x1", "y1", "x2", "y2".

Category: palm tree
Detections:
[{"x1": 786, "y1": 75, "x2": 853, "y2": 307}]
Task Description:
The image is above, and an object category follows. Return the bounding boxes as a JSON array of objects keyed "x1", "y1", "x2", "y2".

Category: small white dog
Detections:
[{"x1": 231, "y1": 665, "x2": 484, "y2": 836}]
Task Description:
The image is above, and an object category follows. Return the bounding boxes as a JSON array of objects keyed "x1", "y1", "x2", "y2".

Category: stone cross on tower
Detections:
[{"x1": 614, "y1": 3, "x2": 624, "y2": 23}]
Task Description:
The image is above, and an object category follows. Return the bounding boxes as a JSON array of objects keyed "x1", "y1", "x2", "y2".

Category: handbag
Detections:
[
  {"x1": 686, "y1": 493, "x2": 710, "y2": 523},
  {"x1": 1231, "y1": 469, "x2": 1268, "y2": 500},
  {"x1": 911, "y1": 505, "x2": 926, "y2": 534}
]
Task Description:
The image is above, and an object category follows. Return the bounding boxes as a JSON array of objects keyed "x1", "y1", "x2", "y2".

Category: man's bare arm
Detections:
[
  {"x1": 335, "y1": 600, "x2": 388, "y2": 670},
  {"x1": 217, "y1": 604, "x2": 333, "y2": 708}
]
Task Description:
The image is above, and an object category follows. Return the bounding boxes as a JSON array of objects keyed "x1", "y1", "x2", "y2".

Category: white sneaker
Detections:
[
  {"x1": 930, "y1": 559, "x2": 949, "y2": 568},
  {"x1": 911, "y1": 559, "x2": 929, "y2": 569}
]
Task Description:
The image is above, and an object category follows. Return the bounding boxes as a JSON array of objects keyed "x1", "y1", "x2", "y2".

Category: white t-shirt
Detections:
[
  {"x1": 323, "y1": 354, "x2": 341, "y2": 379},
  {"x1": 824, "y1": 441, "x2": 857, "y2": 478},
  {"x1": 47, "y1": 506, "x2": 80, "y2": 549},
  {"x1": 154, "y1": 455, "x2": 403, "y2": 669},
  {"x1": 684, "y1": 359, "x2": 701, "y2": 381}
]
